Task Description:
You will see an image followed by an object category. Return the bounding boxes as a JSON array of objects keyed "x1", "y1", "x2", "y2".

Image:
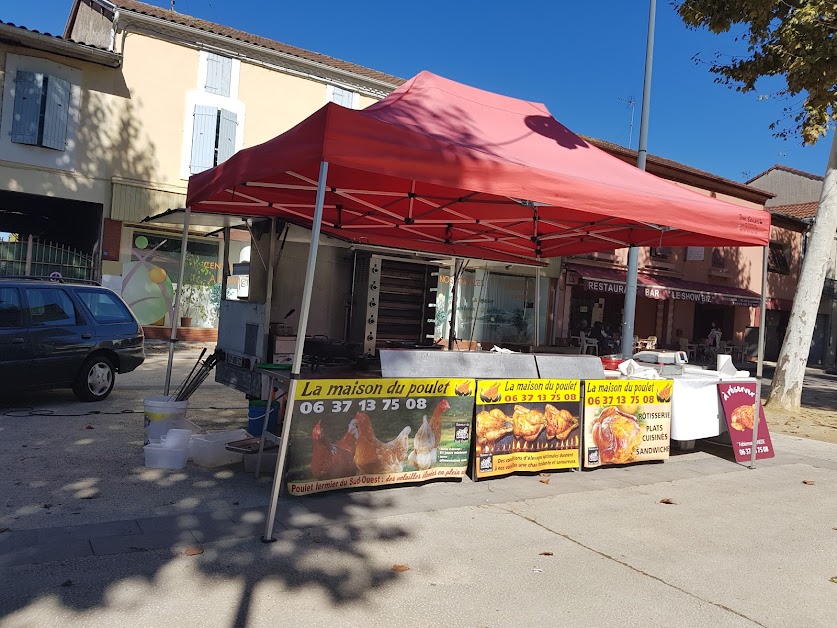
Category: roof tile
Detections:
[{"x1": 770, "y1": 201, "x2": 819, "y2": 220}]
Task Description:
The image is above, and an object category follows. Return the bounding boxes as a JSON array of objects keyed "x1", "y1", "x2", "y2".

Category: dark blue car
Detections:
[{"x1": 0, "y1": 278, "x2": 145, "y2": 401}]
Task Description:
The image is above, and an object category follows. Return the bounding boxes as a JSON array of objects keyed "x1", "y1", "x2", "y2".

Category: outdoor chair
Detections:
[{"x1": 579, "y1": 331, "x2": 599, "y2": 355}]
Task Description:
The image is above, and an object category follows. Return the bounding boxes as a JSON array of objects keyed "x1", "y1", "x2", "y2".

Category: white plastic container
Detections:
[
  {"x1": 144, "y1": 443, "x2": 188, "y2": 469},
  {"x1": 162, "y1": 429, "x2": 193, "y2": 449},
  {"x1": 189, "y1": 429, "x2": 248, "y2": 467},
  {"x1": 144, "y1": 396, "x2": 190, "y2": 444}
]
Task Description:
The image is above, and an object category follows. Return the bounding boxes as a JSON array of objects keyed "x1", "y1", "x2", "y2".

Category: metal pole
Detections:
[
  {"x1": 620, "y1": 0, "x2": 656, "y2": 358},
  {"x1": 750, "y1": 245, "x2": 768, "y2": 469},
  {"x1": 448, "y1": 258, "x2": 459, "y2": 349},
  {"x1": 534, "y1": 267, "x2": 541, "y2": 348},
  {"x1": 164, "y1": 206, "x2": 191, "y2": 396},
  {"x1": 263, "y1": 218, "x2": 277, "y2": 361},
  {"x1": 25, "y1": 234, "x2": 33, "y2": 276},
  {"x1": 263, "y1": 161, "x2": 328, "y2": 542},
  {"x1": 221, "y1": 225, "x2": 230, "y2": 300}
]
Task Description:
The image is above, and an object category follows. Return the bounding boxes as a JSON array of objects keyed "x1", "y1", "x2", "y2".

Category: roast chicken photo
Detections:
[
  {"x1": 512, "y1": 405, "x2": 546, "y2": 441},
  {"x1": 544, "y1": 404, "x2": 579, "y2": 440},
  {"x1": 476, "y1": 408, "x2": 514, "y2": 444},
  {"x1": 730, "y1": 404, "x2": 755, "y2": 431},
  {"x1": 590, "y1": 407, "x2": 643, "y2": 465},
  {"x1": 352, "y1": 411, "x2": 411, "y2": 474}
]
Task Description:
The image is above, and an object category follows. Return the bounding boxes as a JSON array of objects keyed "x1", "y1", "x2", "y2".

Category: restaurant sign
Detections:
[
  {"x1": 582, "y1": 279, "x2": 759, "y2": 308},
  {"x1": 284, "y1": 378, "x2": 475, "y2": 495}
]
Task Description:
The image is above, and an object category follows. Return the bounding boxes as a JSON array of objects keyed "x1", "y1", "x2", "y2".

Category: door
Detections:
[
  {"x1": 23, "y1": 286, "x2": 95, "y2": 386},
  {"x1": 0, "y1": 286, "x2": 32, "y2": 387}
]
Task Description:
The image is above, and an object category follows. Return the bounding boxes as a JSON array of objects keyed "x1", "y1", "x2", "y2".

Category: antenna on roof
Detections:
[
  {"x1": 170, "y1": 1, "x2": 176, "y2": 10},
  {"x1": 618, "y1": 96, "x2": 636, "y2": 149}
]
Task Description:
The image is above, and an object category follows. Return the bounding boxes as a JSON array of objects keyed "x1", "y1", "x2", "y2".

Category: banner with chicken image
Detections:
[
  {"x1": 284, "y1": 378, "x2": 476, "y2": 495},
  {"x1": 717, "y1": 382, "x2": 774, "y2": 463},
  {"x1": 474, "y1": 379, "x2": 581, "y2": 479},
  {"x1": 582, "y1": 379, "x2": 672, "y2": 469}
]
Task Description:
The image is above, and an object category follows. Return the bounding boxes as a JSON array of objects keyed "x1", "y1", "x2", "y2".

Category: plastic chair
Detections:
[
  {"x1": 645, "y1": 336, "x2": 657, "y2": 350},
  {"x1": 579, "y1": 331, "x2": 599, "y2": 355},
  {"x1": 679, "y1": 337, "x2": 697, "y2": 362}
]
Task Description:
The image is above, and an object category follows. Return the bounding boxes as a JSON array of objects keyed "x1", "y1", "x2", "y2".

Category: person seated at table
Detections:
[
  {"x1": 571, "y1": 319, "x2": 589, "y2": 345},
  {"x1": 590, "y1": 321, "x2": 615, "y2": 353},
  {"x1": 704, "y1": 322, "x2": 722, "y2": 358}
]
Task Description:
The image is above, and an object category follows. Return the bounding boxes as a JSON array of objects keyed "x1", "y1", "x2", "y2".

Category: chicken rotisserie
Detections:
[
  {"x1": 590, "y1": 407, "x2": 643, "y2": 465},
  {"x1": 544, "y1": 404, "x2": 579, "y2": 441},
  {"x1": 512, "y1": 405, "x2": 546, "y2": 441}
]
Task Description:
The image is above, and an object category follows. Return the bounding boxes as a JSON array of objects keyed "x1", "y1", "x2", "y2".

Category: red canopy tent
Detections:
[{"x1": 182, "y1": 72, "x2": 771, "y2": 540}]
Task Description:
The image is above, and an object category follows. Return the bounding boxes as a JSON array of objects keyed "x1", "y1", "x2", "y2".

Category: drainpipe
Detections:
[{"x1": 110, "y1": 10, "x2": 120, "y2": 52}]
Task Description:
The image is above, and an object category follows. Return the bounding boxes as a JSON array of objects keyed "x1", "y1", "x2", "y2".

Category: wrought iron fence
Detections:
[{"x1": 0, "y1": 239, "x2": 95, "y2": 281}]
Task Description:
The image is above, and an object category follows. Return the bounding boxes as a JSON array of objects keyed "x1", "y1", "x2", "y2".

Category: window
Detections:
[
  {"x1": 24, "y1": 288, "x2": 77, "y2": 326},
  {"x1": 11, "y1": 70, "x2": 70, "y2": 151},
  {"x1": 768, "y1": 242, "x2": 790, "y2": 275},
  {"x1": 711, "y1": 248, "x2": 726, "y2": 269},
  {"x1": 650, "y1": 247, "x2": 672, "y2": 260},
  {"x1": 0, "y1": 287, "x2": 22, "y2": 327},
  {"x1": 76, "y1": 289, "x2": 133, "y2": 324},
  {"x1": 204, "y1": 53, "x2": 233, "y2": 97},
  {"x1": 329, "y1": 85, "x2": 357, "y2": 108},
  {"x1": 189, "y1": 106, "x2": 238, "y2": 174}
]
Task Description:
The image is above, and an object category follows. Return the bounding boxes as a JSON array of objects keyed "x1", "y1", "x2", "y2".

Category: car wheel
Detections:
[{"x1": 73, "y1": 356, "x2": 115, "y2": 402}]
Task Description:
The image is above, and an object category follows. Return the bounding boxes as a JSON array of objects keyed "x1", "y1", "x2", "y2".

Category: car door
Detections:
[
  {"x1": 23, "y1": 286, "x2": 95, "y2": 386},
  {"x1": 0, "y1": 286, "x2": 32, "y2": 387}
]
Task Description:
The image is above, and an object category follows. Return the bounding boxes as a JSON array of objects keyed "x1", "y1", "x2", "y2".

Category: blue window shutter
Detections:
[
  {"x1": 10, "y1": 71, "x2": 43, "y2": 145},
  {"x1": 41, "y1": 75, "x2": 71, "y2": 151},
  {"x1": 216, "y1": 109, "x2": 238, "y2": 164},
  {"x1": 205, "y1": 53, "x2": 232, "y2": 97},
  {"x1": 189, "y1": 105, "x2": 218, "y2": 174}
]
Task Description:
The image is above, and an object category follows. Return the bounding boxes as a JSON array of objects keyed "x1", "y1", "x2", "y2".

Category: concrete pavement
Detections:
[{"x1": 2, "y1": 432, "x2": 836, "y2": 628}]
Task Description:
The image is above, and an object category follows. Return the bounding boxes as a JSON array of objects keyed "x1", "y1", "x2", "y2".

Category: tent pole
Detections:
[
  {"x1": 534, "y1": 267, "x2": 541, "y2": 348},
  {"x1": 448, "y1": 258, "x2": 459, "y2": 350},
  {"x1": 263, "y1": 161, "x2": 329, "y2": 542},
  {"x1": 221, "y1": 225, "x2": 230, "y2": 300},
  {"x1": 263, "y1": 218, "x2": 277, "y2": 360},
  {"x1": 164, "y1": 206, "x2": 191, "y2": 396},
  {"x1": 750, "y1": 245, "x2": 768, "y2": 469},
  {"x1": 621, "y1": 0, "x2": 656, "y2": 358}
]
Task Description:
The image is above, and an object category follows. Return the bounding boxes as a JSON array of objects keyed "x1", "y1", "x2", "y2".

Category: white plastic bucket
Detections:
[
  {"x1": 144, "y1": 443, "x2": 188, "y2": 469},
  {"x1": 143, "y1": 396, "x2": 189, "y2": 445}
]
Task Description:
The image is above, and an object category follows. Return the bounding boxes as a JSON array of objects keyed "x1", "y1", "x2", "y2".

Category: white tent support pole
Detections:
[
  {"x1": 263, "y1": 218, "x2": 277, "y2": 360},
  {"x1": 164, "y1": 206, "x2": 191, "y2": 396},
  {"x1": 621, "y1": 246, "x2": 640, "y2": 358},
  {"x1": 534, "y1": 267, "x2": 541, "y2": 348},
  {"x1": 448, "y1": 258, "x2": 459, "y2": 349},
  {"x1": 263, "y1": 161, "x2": 329, "y2": 543},
  {"x1": 220, "y1": 226, "x2": 230, "y2": 300},
  {"x1": 750, "y1": 245, "x2": 768, "y2": 469}
]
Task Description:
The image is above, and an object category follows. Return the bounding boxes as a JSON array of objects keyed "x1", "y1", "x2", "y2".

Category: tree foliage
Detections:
[{"x1": 676, "y1": 0, "x2": 836, "y2": 144}]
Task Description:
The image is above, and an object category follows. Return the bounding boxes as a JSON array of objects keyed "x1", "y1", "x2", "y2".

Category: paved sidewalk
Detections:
[{"x1": 3, "y1": 432, "x2": 835, "y2": 568}]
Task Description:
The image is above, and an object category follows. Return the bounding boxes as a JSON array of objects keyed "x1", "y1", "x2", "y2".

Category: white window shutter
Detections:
[
  {"x1": 205, "y1": 53, "x2": 232, "y2": 97},
  {"x1": 330, "y1": 86, "x2": 355, "y2": 108},
  {"x1": 190, "y1": 105, "x2": 218, "y2": 174},
  {"x1": 10, "y1": 70, "x2": 43, "y2": 145},
  {"x1": 216, "y1": 109, "x2": 238, "y2": 164},
  {"x1": 41, "y1": 75, "x2": 71, "y2": 151}
]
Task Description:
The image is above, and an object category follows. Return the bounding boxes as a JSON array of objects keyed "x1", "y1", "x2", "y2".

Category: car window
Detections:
[
  {"x1": 24, "y1": 288, "x2": 77, "y2": 327},
  {"x1": 75, "y1": 289, "x2": 134, "y2": 324},
  {"x1": 0, "y1": 287, "x2": 23, "y2": 327}
]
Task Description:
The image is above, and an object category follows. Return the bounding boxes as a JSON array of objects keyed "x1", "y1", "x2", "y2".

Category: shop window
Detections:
[
  {"x1": 768, "y1": 242, "x2": 790, "y2": 275},
  {"x1": 650, "y1": 246, "x2": 672, "y2": 260}
]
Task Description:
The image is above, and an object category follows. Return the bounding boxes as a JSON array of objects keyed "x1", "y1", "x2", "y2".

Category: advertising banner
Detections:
[
  {"x1": 285, "y1": 378, "x2": 475, "y2": 495},
  {"x1": 717, "y1": 382, "x2": 775, "y2": 462},
  {"x1": 583, "y1": 379, "x2": 672, "y2": 469},
  {"x1": 474, "y1": 379, "x2": 581, "y2": 479}
]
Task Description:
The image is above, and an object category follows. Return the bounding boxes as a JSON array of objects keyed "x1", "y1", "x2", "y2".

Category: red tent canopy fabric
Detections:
[{"x1": 186, "y1": 71, "x2": 770, "y2": 264}]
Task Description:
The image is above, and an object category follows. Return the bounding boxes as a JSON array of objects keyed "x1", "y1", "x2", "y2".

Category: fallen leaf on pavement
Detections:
[
  {"x1": 0, "y1": 527, "x2": 10, "y2": 534},
  {"x1": 43, "y1": 504, "x2": 52, "y2": 509},
  {"x1": 60, "y1": 580, "x2": 73, "y2": 587},
  {"x1": 391, "y1": 564, "x2": 410, "y2": 572},
  {"x1": 802, "y1": 480, "x2": 815, "y2": 485},
  {"x1": 183, "y1": 546, "x2": 204, "y2": 556},
  {"x1": 85, "y1": 425, "x2": 94, "y2": 430},
  {"x1": 532, "y1": 567, "x2": 543, "y2": 573},
  {"x1": 539, "y1": 477, "x2": 551, "y2": 484},
  {"x1": 831, "y1": 577, "x2": 837, "y2": 585},
  {"x1": 659, "y1": 498, "x2": 676, "y2": 505},
  {"x1": 539, "y1": 551, "x2": 554, "y2": 556}
]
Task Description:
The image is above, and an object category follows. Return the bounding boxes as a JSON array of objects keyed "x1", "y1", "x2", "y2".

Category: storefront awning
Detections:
[{"x1": 565, "y1": 263, "x2": 762, "y2": 308}]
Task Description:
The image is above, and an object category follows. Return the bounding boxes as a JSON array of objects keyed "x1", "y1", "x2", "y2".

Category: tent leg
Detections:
[
  {"x1": 750, "y1": 245, "x2": 768, "y2": 469},
  {"x1": 164, "y1": 206, "x2": 191, "y2": 396},
  {"x1": 620, "y1": 246, "x2": 639, "y2": 358},
  {"x1": 263, "y1": 218, "x2": 277, "y2": 360},
  {"x1": 448, "y1": 258, "x2": 459, "y2": 349},
  {"x1": 221, "y1": 225, "x2": 230, "y2": 300},
  {"x1": 534, "y1": 268, "x2": 541, "y2": 348},
  {"x1": 263, "y1": 161, "x2": 329, "y2": 543}
]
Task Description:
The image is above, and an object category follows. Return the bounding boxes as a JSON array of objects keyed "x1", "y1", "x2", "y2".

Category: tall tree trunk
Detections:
[{"x1": 766, "y1": 133, "x2": 837, "y2": 411}]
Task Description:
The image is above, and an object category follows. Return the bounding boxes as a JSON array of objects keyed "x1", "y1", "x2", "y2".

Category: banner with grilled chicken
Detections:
[
  {"x1": 582, "y1": 379, "x2": 672, "y2": 469},
  {"x1": 284, "y1": 378, "x2": 476, "y2": 495},
  {"x1": 474, "y1": 379, "x2": 581, "y2": 479}
]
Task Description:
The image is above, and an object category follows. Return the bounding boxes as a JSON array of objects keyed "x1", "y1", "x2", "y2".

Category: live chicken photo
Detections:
[{"x1": 284, "y1": 378, "x2": 476, "y2": 495}]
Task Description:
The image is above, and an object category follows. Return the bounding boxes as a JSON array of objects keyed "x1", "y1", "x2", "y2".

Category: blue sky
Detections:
[{"x1": 5, "y1": 0, "x2": 832, "y2": 183}]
